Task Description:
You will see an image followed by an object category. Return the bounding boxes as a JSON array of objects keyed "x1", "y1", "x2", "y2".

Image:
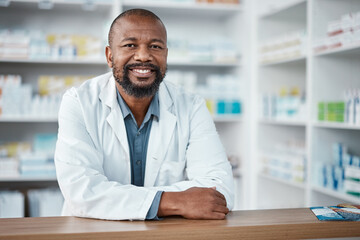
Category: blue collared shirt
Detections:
[{"x1": 116, "y1": 89, "x2": 163, "y2": 220}]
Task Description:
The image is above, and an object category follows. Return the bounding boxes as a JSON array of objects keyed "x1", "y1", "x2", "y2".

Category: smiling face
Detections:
[{"x1": 106, "y1": 14, "x2": 168, "y2": 98}]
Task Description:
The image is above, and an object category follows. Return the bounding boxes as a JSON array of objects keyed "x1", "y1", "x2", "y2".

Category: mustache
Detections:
[{"x1": 124, "y1": 63, "x2": 161, "y2": 72}]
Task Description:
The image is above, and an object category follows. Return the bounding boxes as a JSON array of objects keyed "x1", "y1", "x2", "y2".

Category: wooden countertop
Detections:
[{"x1": 0, "y1": 208, "x2": 359, "y2": 240}]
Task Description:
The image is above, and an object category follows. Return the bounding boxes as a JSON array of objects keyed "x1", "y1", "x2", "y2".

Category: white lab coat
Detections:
[{"x1": 55, "y1": 72, "x2": 234, "y2": 220}]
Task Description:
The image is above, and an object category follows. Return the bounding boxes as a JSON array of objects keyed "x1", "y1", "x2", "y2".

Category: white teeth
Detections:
[{"x1": 133, "y1": 69, "x2": 150, "y2": 74}]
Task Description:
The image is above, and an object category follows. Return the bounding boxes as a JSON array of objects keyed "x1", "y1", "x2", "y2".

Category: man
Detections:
[{"x1": 55, "y1": 9, "x2": 234, "y2": 220}]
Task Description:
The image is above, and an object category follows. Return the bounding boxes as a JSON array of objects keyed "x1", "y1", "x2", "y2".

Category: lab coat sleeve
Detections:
[
  {"x1": 55, "y1": 89, "x2": 158, "y2": 220},
  {"x1": 150, "y1": 96, "x2": 235, "y2": 210}
]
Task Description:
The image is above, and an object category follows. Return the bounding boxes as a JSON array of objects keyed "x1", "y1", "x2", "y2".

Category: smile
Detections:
[
  {"x1": 133, "y1": 69, "x2": 151, "y2": 74},
  {"x1": 129, "y1": 68, "x2": 154, "y2": 78}
]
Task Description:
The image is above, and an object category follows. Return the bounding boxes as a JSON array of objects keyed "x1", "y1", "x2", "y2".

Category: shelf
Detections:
[
  {"x1": 259, "y1": 119, "x2": 306, "y2": 127},
  {"x1": 258, "y1": 173, "x2": 305, "y2": 189},
  {"x1": 260, "y1": 55, "x2": 306, "y2": 67},
  {"x1": 213, "y1": 115, "x2": 242, "y2": 123},
  {"x1": 0, "y1": 58, "x2": 241, "y2": 67},
  {"x1": 312, "y1": 185, "x2": 360, "y2": 205},
  {"x1": 122, "y1": 0, "x2": 242, "y2": 17},
  {"x1": 259, "y1": 0, "x2": 306, "y2": 19},
  {"x1": 314, "y1": 44, "x2": 360, "y2": 58},
  {"x1": 0, "y1": 58, "x2": 108, "y2": 65},
  {"x1": 0, "y1": 116, "x2": 243, "y2": 124},
  {"x1": 0, "y1": 117, "x2": 58, "y2": 123},
  {"x1": 0, "y1": 176, "x2": 57, "y2": 182},
  {"x1": 4, "y1": 0, "x2": 113, "y2": 10},
  {"x1": 313, "y1": 121, "x2": 360, "y2": 130},
  {"x1": 168, "y1": 60, "x2": 241, "y2": 67}
]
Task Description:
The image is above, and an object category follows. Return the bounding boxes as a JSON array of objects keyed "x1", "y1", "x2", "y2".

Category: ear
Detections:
[{"x1": 105, "y1": 46, "x2": 113, "y2": 68}]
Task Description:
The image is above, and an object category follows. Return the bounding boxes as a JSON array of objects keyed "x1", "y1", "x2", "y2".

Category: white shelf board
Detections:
[
  {"x1": 0, "y1": 117, "x2": 58, "y2": 123},
  {"x1": 258, "y1": 173, "x2": 306, "y2": 190},
  {"x1": 0, "y1": 176, "x2": 57, "y2": 182},
  {"x1": 259, "y1": 118, "x2": 306, "y2": 127},
  {"x1": 314, "y1": 44, "x2": 360, "y2": 58},
  {"x1": 168, "y1": 60, "x2": 241, "y2": 67},
  {"x1": 259, "y1": 0, "x2": 306, "y2": 19},
  {"x1": 214, "y1": 115, "x2": 243, "y2": 123},
  {"x1": 260, "y1": 55, "x2": 306, "y2": 67},
  {"x1": 8, "y1": 0, "x2": 112, "y2": 5},
  {"x1": 122, "y1": 0, "x2": 242, "y2": 17},
  {"x1": 0, "y1": 58, "x2": 240, "y2": 67},
  {"x1": 0, "y1": 116, "x2": 242, "y2": 124},
  {"x1": 313, "y1": 121, "x2": 360, "y2": 130},
  {"x1": 0, "y1": 58, "x2": 108, "y2": 65},
  {"x1": 311, "y1": 185, "x2": 360, "y2": 205},
  {"x1": 5, "y1": 0, "x2": 113, "y2": 9}
]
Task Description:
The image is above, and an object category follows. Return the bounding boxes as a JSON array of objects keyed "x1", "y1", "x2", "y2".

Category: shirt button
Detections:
[
  {"x1": 136, "y1": 160, "x2": 141, "y2": 165},
  {"x1": 137, "y1": 131, "x2": 141, "y2": 136}
]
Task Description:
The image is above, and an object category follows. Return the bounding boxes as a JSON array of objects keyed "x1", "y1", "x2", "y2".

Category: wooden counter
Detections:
[{"x1": 0, "y1": 208, "x2": 359, "y2": 240}]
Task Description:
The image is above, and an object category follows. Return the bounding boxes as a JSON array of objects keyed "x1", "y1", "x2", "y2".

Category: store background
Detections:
[{"x1": 0, "y1": 0, "x2": 359, "y2": 218}]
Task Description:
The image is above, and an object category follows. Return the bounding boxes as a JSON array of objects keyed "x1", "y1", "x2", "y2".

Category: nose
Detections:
[{"x1": 134, "y1": 45, "x2": 152, "y2": 62}]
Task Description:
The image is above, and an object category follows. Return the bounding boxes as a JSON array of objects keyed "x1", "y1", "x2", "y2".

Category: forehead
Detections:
[{"x1": 113, "y1": 15, "x2": 167, "y2": 42}]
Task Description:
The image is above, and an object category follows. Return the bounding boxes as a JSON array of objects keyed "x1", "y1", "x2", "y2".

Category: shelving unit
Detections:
[
  {"x1": 309, "y1": 0, "x2": 360, "y2": 207},
  {"x1": 255, "y1": 0, "x2": 308, "y2": 210},
  {"x1": 255, "y1": 0, "x2": 360, "y2": 209},
  {"x1": 0, "y1": 0, "x2": 116, "y2": 217}
]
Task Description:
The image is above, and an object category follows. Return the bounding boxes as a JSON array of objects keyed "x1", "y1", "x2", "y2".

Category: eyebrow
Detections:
[{"x1": 120, "y1": 37, "x2": 166, "y2": 45}]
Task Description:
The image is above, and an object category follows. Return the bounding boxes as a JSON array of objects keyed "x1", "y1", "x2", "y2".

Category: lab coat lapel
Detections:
[
  {"x1": 99, "y1": 75, "x2": 130, "y2": 159},
  {"x1": 145, "y1": 83, "x2": 177, "y2": 187}
]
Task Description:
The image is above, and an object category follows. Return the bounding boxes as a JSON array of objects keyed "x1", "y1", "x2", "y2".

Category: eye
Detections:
[
  {"x1": 150, "y1": 45, "x2": 162, "y2": 49},
  {"x1": 124, "y1": 44, "x2": 135, "y2": 48}
]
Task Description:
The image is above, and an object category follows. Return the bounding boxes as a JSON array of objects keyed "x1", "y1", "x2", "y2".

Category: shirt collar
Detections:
[{"x1": 116, "y1": 88, "x2": 160, "y2": 121}]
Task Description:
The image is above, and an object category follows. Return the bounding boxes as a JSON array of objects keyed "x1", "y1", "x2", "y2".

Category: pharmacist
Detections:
[{"x1": 54, "y1": 9, "x2": 234, "y2": 220}]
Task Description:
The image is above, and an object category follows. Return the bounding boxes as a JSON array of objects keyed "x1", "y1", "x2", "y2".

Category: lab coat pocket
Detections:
[{"x1": 157, "y1": 160, "x2": 186, "y2": 186}]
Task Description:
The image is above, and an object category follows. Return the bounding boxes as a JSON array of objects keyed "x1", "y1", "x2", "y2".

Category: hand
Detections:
[{"x1": 158, "y1": 187, "x2": 229, "y2": 220}]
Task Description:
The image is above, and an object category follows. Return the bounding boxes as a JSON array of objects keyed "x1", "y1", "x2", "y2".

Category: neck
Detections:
[{"x1": 116, "y1": 84, "x2": 153, "y2": 127}]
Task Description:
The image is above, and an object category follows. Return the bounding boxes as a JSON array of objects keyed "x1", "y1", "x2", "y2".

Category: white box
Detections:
[
  {"x1": 341, "y1": 13, "x2": 355, "y2": 32},
  {"x1": 344, "y1": 179, "x2": 360, "y2": 194},
  {"x1": 0, "y1": 191, "x2": 24, "y2": 218},
  {"x1": 327, "y1": 19, "x2": 342, "y2": 36},
  {"x1": 28, "y1": 188, "x2": 64, "y2": 217},
  {"x1": 345, "y1": 166, "x2": 360, "y2": 180}
]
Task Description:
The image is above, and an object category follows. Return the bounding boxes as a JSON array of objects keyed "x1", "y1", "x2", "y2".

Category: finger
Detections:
[
  {"x1": 211, "y1": 192, "x2": 227, "y2": 206},
  {"x1": 213, "y1": 205, "x2": 229, "y2": 215},
  {"x1": 207, "y1": 212, "x2": 226, "y2": 220},
  {"x1": 213, "y1": 196, "x2": 227, "y2": 207},
  {"x1": 213, "y1": 190, "x2": 226, "y2": 200}
]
